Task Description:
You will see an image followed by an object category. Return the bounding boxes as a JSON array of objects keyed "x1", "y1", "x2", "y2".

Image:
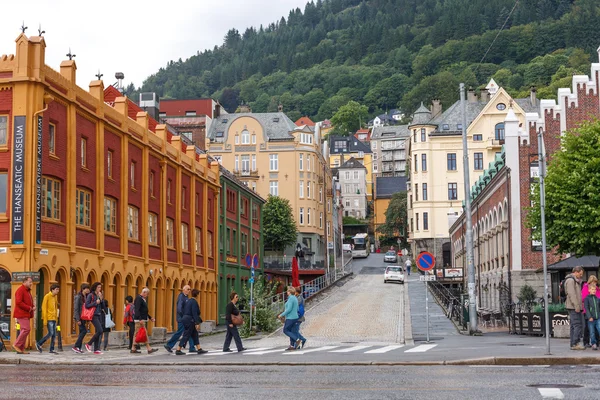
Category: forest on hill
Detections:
[{"x1": 131, "y1": 0, "x2": 600, "y2": 122}]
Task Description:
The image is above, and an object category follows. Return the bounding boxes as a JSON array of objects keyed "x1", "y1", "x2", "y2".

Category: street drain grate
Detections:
[{"x1": 527, "y1": 384, "x2": 583, "y2": 389}]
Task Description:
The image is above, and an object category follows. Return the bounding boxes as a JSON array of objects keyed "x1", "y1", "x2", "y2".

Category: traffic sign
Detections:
[
  {"x1": 249, "y1": 278, "x2": 254, "y2": 284},
  {"x1": 416, "y1": 251, "x2": 435, "y2": 272},
  {"x1": 245, "y1": 253, "x2": 252, "y2": 268},
  {"x1": 251, "y1": 268, "x2": 255, "y2": 277},
  {"x1": 419, "y1": 275, "x2": 436, "y2": 282},
  {"x1": 253, "y1": 253, "x2": 259, "y2": 268}
]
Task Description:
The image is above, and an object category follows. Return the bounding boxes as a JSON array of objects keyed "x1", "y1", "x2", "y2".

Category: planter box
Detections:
[{"x1": 513, "y1": 311, "x2": 569, "y2": 337}]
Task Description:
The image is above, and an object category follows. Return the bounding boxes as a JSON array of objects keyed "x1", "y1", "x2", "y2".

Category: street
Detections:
[{"x1": 1, "y1": 364, "x2": 597, "y2": 399}]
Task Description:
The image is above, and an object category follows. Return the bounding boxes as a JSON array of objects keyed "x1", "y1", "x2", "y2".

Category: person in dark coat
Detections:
[
  {"x1": 175, "y1": 289, "x2": 208, "y2": 355},
  {"x1": 223, "y1": 291, "x2": 246, "y2": 352},
  {"x1": 84, "y1": 282, "x2": 105, "y2": 354},
  {"x1": 164, "y1": 285, "x2": 194, "y2": 353},
  {"x1": 101, "y1": 299, "x2": 112, "y2": 351},
  {"x1": 72, "y1": 283, "x2": 90, "y2": 353},
  {"x1": 130, "y1": 287, "x2": 158, "y2": 354}
]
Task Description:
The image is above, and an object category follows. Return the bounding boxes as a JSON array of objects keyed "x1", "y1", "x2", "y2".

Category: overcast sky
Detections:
[{"x1": 1, "y1": 0, "x2": 308, "y2": 88}]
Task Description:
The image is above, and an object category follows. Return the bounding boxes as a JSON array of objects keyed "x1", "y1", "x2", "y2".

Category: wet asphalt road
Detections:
[{"x1": 1, "y1": 364, "x2": 599, "y2": 400}]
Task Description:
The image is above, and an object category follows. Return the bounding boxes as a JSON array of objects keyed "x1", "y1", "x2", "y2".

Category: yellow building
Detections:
[
  {"x1": 373, "y1": 176, "x2": 407, "y2": 245},
  {"x1": 407, "y1": 83, "x2": 539, "y2": 266},
  {"x1": 206, "y1": 113, "x2": 333, "y2": 262},
  {"x1": 327, "y1": 136, "x2": 374, "y2": 200},
  {"x1": 0, "y1": 34, "x2": 221, "y2": 348}
]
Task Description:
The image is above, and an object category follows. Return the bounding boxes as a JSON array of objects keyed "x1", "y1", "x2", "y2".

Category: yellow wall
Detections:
[{"x1": 374, "y1": 198, "x2": 391, "y2": 241}]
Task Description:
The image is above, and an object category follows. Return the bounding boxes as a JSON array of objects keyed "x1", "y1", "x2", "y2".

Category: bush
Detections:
[
  {"x1": 238, "y1": 277, "x2": 281, "y2": 338},
  {"x1": 532, "y1": 303, "x2": 567, "y2": 313},
  {"x1": 517, "y1": 284, "x2": 537, "y2": 303}
]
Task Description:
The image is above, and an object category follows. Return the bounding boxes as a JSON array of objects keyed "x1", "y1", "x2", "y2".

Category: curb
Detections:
[
  {"x1": 3, "y1": 356, "x2": 599, "y2": 367},
  {"x1": 403, "y1": 278, "x2": 414, "y2": 346}
]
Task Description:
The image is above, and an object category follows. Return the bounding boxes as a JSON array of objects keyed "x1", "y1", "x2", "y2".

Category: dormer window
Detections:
[
  {"x1": 216, "y1": 131, "x2": 224, "y2": 137},
  {"x1": 222, "y1": 119, "x2": 228, "y2": 123},
  {"x1": 442, "y1": 124, "x2": 449, "y2": 130},
  {"x1": 273, "y1": 117, "x2": 279, "y2": 122}
]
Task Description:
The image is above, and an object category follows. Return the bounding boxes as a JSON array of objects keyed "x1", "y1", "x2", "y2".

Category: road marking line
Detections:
[
  {"x1": 209, "y1": 347, "x2": 273, "y2": 356},
  {"x1": 538, "y1": 388, "x2": 564, "y2": 399},
  {"x1": 404, "y1": 344, "x2": 437, "y2": 353},
  {"x1": 283, "y1": 346, "x2": 338, "y2": 355},
  {"x1": 330, "y1": 345, "x2": 372, "y2": 353},
  {"x1": 243, "y1": 348, "x2": 287, "y2": 356},
  {"x1": 364, "y1": 345, "x2": 404, "y2": 354}
]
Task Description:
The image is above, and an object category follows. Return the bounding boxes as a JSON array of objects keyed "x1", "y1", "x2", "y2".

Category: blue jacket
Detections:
[
  {"x1": 176, "y1": 293, "x2": 189, "y2": 322},
  {"x1": 182, "y1": 298, "x2": 201, "y2": 325},
  {"x1": 280, "y1": 294, "x2": 299, "y2": 320}
]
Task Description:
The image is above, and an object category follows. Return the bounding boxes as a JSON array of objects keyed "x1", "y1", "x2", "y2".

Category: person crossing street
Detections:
[{"x1": 35, "y1": 284, "x2": 60, "y2": 354}]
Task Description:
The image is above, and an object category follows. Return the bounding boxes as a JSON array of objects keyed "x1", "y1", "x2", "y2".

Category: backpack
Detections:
[
  {"x1": 559, "y1": 276, "x2": 574, "y2": 302},
  {"x1": 298, "y1": 302, "x2": 305, "y2": 318}
]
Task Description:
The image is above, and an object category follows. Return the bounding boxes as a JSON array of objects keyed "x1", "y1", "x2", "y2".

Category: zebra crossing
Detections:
[{"x1": 171, "y1": 343, "x2": 438, "y2": 357}]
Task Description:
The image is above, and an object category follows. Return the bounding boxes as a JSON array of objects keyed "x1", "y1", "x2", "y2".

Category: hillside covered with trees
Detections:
[{"x1": 132, "y1": 0, "x2": 600, "y2": 122}]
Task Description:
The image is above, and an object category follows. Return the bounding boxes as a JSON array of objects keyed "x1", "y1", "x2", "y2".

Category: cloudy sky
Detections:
[{"x1": 1, "y1": 0, "x2": 308, "y2": 88}]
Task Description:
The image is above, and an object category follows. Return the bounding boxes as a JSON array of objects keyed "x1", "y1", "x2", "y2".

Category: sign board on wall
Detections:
[
  {"x1": 36, "y1": 115, "x2": 42, "y2": 244},
  {"x1": 12, "y1": 272, "x2": 41, "y2": 283},
  {"x1": 444, "y1": 268, "x2": 463, "y2": 278},
  {"x1": 12, "y1": 116, "x2": 25, "y2": 244}
]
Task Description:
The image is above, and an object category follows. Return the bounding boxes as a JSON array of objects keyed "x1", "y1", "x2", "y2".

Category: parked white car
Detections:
[{"x1": 384, "y1": 266, "x2": 404, "y2": 284}]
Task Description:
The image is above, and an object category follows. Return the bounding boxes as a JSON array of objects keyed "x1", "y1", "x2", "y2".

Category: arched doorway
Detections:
[
  {"x1": 36, "y1": 267, "x2": 50, "y2": 341},
  {"x1": 54, "y1": 269, "x2": 68, "y2": 341},
  {"x1": 155, "y1": 277, "x2": 164, "y2": 328},
  {"x1": 0, "y1": 267, "x2": 11, "y2": 339},
  {"x1": 71, "y1": 269, "x2": 84, "y2": 335},
  {"x1": 112, "y1": 274, "x2": 123, "y2": 330}
]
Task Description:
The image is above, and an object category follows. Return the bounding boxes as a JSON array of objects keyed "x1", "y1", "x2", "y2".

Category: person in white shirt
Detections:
[{"x1": 405, "y1": 258, "x2": 411, "y2": 276}]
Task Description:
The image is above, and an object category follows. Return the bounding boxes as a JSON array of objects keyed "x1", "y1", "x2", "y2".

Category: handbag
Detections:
[
  {"x1": 105, "y1": 309, "x2": 116, "y2": 329},
  {"x1": 135, "y1": 326, "x2": 148, "y2": 343},
  {"x1": 81, "y1": 303, "x2": 95, "y2": 321},
  {"x1": 231, "y1": 313, "x2": 244, "y2": 326}
]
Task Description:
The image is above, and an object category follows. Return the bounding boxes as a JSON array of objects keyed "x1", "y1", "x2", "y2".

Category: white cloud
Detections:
[{"x1": 1, "y1": 0, "x2": 308, "y2": 88}]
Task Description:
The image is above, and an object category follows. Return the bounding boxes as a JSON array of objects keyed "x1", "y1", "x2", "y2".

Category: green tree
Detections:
[
  {"x1": 263, "y1": 195, "x2": 298, "y2": 252},
  {"x1": 377, "y1": 191, "x2": 408, "y2": 249},
  {"x1": 330, "y1": 100, "x2": 368, "y2": 135},
  {"x1": 527, "y1": 121, "x2": 600, "y2": 256}
]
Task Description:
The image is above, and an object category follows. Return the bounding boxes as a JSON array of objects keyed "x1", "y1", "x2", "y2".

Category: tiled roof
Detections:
[
  {"x1": 328, "y1": 135, "x2": 372, "y2": 154},
  {"x1": 370, "y1": 125, "x2": 410, "y2": 140},
  {"x1": 207, "y1": 112, "x2": 297, "y2": 141},
  {"x1": 375, "y1": 176, "x2": 407, "y2": 198},
  {"x1": 104, "y1": 86, "x2": 158, "y2": 133},
  {"x1": 429, "y1": 99, "x2": 486, "y2": 134},
  {"x1": 339, "y1": 157, "x2": 366, "y2": 169}
]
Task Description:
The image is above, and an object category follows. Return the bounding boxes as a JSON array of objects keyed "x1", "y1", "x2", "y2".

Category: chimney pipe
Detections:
[
  {"x1": 467, "y1": 87, "x2": 478, "y2": 103},
  {"x1": 480, "y1": 88, "x2": 489, "y2": 103},
  {"x1": 431, "y1": 99, "x2": 442, "y2": 118},
  {"x1": 530, "y1": 86, "x2": 537, "y2": 107},
  {"x1": 278, "y1": 104, "x2": 283, "y2": 112}
]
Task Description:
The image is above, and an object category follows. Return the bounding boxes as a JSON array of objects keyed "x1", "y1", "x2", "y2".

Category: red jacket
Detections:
[{"x1": 13, "y1": 285, "x2": 34, "y2": 319}]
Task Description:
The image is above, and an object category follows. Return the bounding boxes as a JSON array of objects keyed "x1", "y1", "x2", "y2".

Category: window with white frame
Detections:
[
  {"x1": 251, "y1": 134, "x2": 256, "y2": 144},
  {"x1": 307, "y1": 181, "x2": 311, "y2": 198},
  {"x1": 371, "y1": 141, "x2": 377, "y2": 150},
  {"x1": 269, "y1": 181, "x2": 278, "y2": 196},
  {"x1": 345, "y1": 171, "x2": 350, "y2": 180},
  {"x1": 307, "y1": 208, "x2": 311, "y2": 225},
  {"x1": 319, "y1": 186, "x2": 323, "y2": 202},
  {"x1": 319, "y1": 212, "x2": 323, "y2": 228},
  {"x1": 299, "y1": 154, "x2": 303, "y2": 170},
  {"x1": 241, "y1": 129, "x2": 250, "y2": 144},
  {"x1": 148, "y1": 213, "x2": 158, "y2": 245},
  {"x1": 269, "y1": 154, "x2": 278, "y2": 171},
  {"x1": 327, "y1": 222, "x2": 331, "y2": 236},
  {"x1": 307, "y1": 154, "x2": 310, "y2": 171},
  {"x1": 195, "y1": 227, "x2": 202, "y2": 254},
  {"x1": 234, "y1": 156, "x2": 239, "y2": 172},
  {"x1": 251, "y1": 154, "x2": 256, "y2": 171},
  {"x1": 127, "y1": 205, "x2": 139, "y2": 240},
  {"x1": 181, "y1": 223, "x2": 189, "y2": 251},
  {"x1": 299, "y1": 181, "x2": 304, "y2": 198},
  {"x1": 166, "y1": 218, "x2": 174, "y2": 248},
  {"x1": 241, "y1": 155, "x2": 250, "y2": 173},
  {"x1": 353, "y1": 171, "x2": 359, "y2": 179},
  {"x1": 299, "y1": 207, "x2": 304, "y2": 224},
  {"x1": 235, "y1": 135, "x2": 239, "y2": 144}
]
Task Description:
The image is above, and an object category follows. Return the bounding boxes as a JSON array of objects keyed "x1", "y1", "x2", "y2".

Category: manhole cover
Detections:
[{"x1": 527, "y1": 384, "x2": 583, "y2": 389}]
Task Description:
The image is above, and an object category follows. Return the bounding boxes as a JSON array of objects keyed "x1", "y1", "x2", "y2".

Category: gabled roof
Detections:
[
  {"x1": 370, "y1": 125, "x2": 410, "y2": 140},
  {"x1": 219, "y1": 165, "x2": 266, "y2": 203},
  {"x1": 375, "y1": 176, "x2": 407, "y2": 198},
  {"x1": 429, "y1": 99, "x2": 486, "y2": 134},
  {"x1": 328, "y1": 135, "x2": 372, "y2": 154},
  {"x1": 339, "y1": 157, "x2": 366, "y2": 169},
  {"x1": 295, "y1": 116, "x2": 315, "y2": 127},
  {"x1": 409, "y1": 102, "x2": 432, "y2": 126},
  {"x1": 207, "y1": 112, "x2": 297, "y2": 141}
]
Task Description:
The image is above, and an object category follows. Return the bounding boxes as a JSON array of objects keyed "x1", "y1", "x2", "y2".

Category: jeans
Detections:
[
  {"x1": 37, "y1": 321, "x2": 57, "y2": 351},
  {"x1": 223, "y1": 324, "x2": 243, "y2": 351},
  {"x1": 74, "y1": 321, "x2": 87, "y2": 350},
  {"x1": 283, "y1": 318, "x2": 299, "y2": 345},
  {"x1": 166, "y1": 322, "x2": 194, "y2": 349},
  {"x1": 87, "y1": 316, "x2": 103, "y2": 351},
  {"x1": 14, "y1": 318, "x2": 31, "y2": 350},
  {"x1": 569, "y1": 310, "x2": 584, "y2": 347},
  {"x1": 290, "y1": 320, "x2": 306, "y2": 346},
  {"x1": 588, "y1": 319, "x2": 600, "y2": 346},
  {"x1": 406, "y1": 266, "x2": 411, "y2": 276}
]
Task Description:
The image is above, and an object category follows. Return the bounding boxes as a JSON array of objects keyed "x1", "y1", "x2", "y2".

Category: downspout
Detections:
[{"x1": 506, "y1": 168, "x2": 512, "y2": 305}]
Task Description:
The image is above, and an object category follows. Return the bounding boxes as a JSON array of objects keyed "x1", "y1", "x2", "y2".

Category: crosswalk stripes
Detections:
[
  {"x1": 209, "y1": 347, "x2": 273, "y2": 356},
  {"x1": 330, "y1": 345, "x2": 372, "y2": 353},
  {"x1": 243, "y1": 348, "x2": 287, "y2": 356},
  {"x1": 538, "y1": 388, "x2": 564, "y2": 399},
  {"x1": 283, "y1": 345, "x2": 338, "y2": 355},
  {"x1": 404, "y1": 344, "x2": 437, "y2": 353},
  {"x1": 364, "y1": 345, "x2": 404, "y2": 354}
]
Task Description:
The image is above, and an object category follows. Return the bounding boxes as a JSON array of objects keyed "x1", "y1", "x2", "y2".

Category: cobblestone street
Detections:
[{"x1": 256, "y1": 255, "x2": 405, "y2": 348}]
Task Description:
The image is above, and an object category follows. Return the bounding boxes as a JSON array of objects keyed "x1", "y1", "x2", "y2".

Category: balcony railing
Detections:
[
  {"x1": 487, "y1": 138, "x2": 505, "y2": 148},
  {"x1": 233, "y1": 169, "x2": 259, "y2": 178},
  {"x1": 263, "y1": 254, "x2": 328, "y2": 271}
]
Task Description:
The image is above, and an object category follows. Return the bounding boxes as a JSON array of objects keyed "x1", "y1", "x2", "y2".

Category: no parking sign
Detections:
[{"x1": 416, "y1": 251, "x2": 435, "y2": 272}]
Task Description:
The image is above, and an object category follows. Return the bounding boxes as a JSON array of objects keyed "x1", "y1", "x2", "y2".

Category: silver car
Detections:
[{"x1": 384, "y1": 251, "x2": 397, "y2": 263}]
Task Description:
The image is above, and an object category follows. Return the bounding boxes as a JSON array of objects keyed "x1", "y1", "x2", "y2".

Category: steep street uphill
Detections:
[{"x1": 133, "y1": 0, "x2": 600, "y2": 120}]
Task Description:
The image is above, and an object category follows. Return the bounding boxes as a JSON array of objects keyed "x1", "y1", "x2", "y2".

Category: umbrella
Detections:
[{"x1": 292, "y1": 256, "x2": 300, "y2": 287}]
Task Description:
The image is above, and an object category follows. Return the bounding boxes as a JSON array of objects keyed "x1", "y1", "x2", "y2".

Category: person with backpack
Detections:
[
  {"x1": 123, "y1": 296, "x2": 135, "y2": 351},
  {"x1": 293, "y1": 287, "x2": 307, "y2": 349},
  {"x1": 564, "y1": 266, "x2": 585, "y2": 350},
  {"x1": 584, "y1": 285, "x2": 600, "y2": 350},
  {"x1": 72, "y1": 283, "x2": 90, "y2": 354}
]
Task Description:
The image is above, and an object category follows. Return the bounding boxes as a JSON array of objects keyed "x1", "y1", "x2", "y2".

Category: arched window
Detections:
[
  {"x1": 241, "y1": 129, "x2": 250, "y2": 144},
  {"x1": 495, "y1": 123, "x2": 505, "y2": 140}
]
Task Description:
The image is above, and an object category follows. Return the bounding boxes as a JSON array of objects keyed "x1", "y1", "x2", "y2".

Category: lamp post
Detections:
[{"x1": 538, "y1": 129, "x2": 551, "y2": 355}]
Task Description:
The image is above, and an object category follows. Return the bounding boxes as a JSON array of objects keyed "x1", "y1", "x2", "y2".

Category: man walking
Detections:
[
  {"x1": 164, "y1": 285, "x2": 193, "y2": 353},
  {"x1": 565, "y1": 266, "x2": 585, "y2": 350},
  {"x1": 72, "y1": 283, "x2": 90, "y2": 353},
  {"x1": 131, "y1": 287, "x2": 158, "y2": 354},
  {"x1": 13, "y1": 276, "x2": 35, "y2": 354},
  {"x1": 405, "y1": 258, "x2": 411, "y2": 276},
  {"x1": 36, "y1": 284, "x2": 60, "y2": 354}
]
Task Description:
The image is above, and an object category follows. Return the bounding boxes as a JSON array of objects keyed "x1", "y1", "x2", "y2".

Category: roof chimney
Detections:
[
  {"x1": 431, "y1": 99, "x2": 442, "y2": 118},
  {"x1": 480, "y1": 88, "x2": 489, "y2": 103},
  {"x1": 278, "y1": 104, "x2": 283, "y2": 112},
  {"x1": 467, "y1": 87, "x2": 478, "y2": 103},
  {"x1": 530, "y1": 86, "x2": 537, "y2": 107}
]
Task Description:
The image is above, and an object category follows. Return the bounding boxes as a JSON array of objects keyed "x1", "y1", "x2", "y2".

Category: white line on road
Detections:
[
  {"x1": 283, "y1": 346, "x2": 338, "y2": 355},
  {"x1": 330, "y1": 345, "x2": 372, "y2": 353},
  {"x1": 209, "y1": 347, "x2": 273, "y2": 356},
  {"x1": 404, "y1": 344, "x2": 437, "y2": 353},
  {"x1": 243, "y1": 348, "x2": 287, "y2": 356},
  {"x1": 364, "y1": 345, "x2": 404, "y2": 354},
  {"x1": 538, "y1": 388, "x2": 564, "y2": 399}
]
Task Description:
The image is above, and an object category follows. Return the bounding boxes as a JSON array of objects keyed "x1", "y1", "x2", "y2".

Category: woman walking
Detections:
[
  {"x1": 278, "y1": 286, "x2": 300, "y2": 351},
  {"x1": 84, "y1": 282, "x2": 105, "y2": 354},
  {"x1": 223, "y1": 291, "x2": 246, "y2": 352},
  {"x1": 294, "y1": 287, "x2": 307, "y2": 349},
  {"x1": 123, "y1": 296, "x2": 135, "y2": 351},
  {"x1": 175, "y1": 289, "x2": 208, "y2": 355}
]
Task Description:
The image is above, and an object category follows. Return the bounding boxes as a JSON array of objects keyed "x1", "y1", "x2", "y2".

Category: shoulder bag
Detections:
[
  {"x1": 105, "y1": 309, "x2": 116, "y2": 329},
  {"x1": 231, "y1": 313, "x2": 244, "y2": 326}
]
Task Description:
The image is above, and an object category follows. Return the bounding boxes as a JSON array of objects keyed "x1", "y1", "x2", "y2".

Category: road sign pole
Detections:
[
  {"x1": 249, "y1": 279, "x2": 254, "y2": 332},
  {"x1": 426, "y1": 278, "x2": 430, "y2": 343}
]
